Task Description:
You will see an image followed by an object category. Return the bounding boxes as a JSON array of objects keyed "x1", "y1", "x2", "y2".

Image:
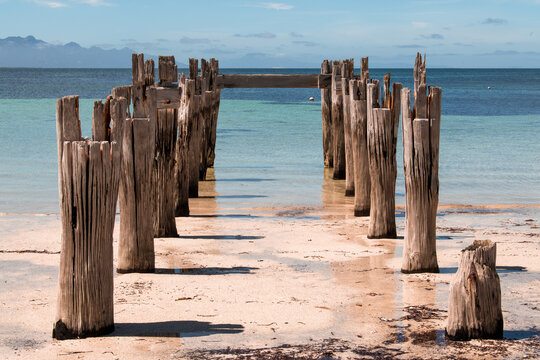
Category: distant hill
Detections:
[{"x1": 0, "y1": 36, "x2": 184, "y2": 68}]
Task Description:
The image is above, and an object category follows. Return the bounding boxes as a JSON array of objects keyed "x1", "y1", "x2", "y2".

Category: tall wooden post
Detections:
[
  {"x1": 152, "y1": 57, "x2": 178, "y2": 237},
  {"x1": 118, "y1": 117, "x2": 155, "y2": 272},
  {"x1": 321, "y1": 59, "x2": 333, "y2": 168},
  {"x1": 446, "y1": 240, "x2": 503, "y2": 340},
  {"x1": 343, "y1": 59, "x2": 355, "y2": 195},
  {"x1": 207, "y1": 58, "x2": 221, "y2": 168},
  {"x1": 175, "y1": 76, "x2": 190, "y2": 216},
  {"x1": 53, "y1": 96, "x2": 120, "y2": 339},
  {"x1": 401, "y1": 85, "x2": 441, "y2": 273},
  {"x1": 185, "y1": 79, "x2": 201, "y2": 198},
  {"x1": 331, "y1": 61, "x2": 345, "y2": 179},
  {"x1": 414, "y1": 52, "x2": 426, "y2": 99},
  {"x1": 350, "y1": 78, "x2": 370, "y2": 216}
]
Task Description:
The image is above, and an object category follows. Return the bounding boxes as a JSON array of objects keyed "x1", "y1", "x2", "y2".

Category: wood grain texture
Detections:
[
  {"x1": 446, "y1": 240, "x2": 503, "y2": 340},
  {"x1": 158, "y1": 56, "x2": 177, "y2": 85},
  {"x1": 189, "y1": 58, "x2": 198, "y2": 79},
  {"x1": 321, "y1": 60, "x2": 333, "y2": 167},
  {"x1": 53, "y1": 140, "x2": 120, "y2": 339},
  {"x1": 414, "y1": 52, "x2": 426, "y2": 99},
  {"x1": 401, "y1": 86, "x2": 441, "y2": 273},
  {"x1": 153, "y1": 108, "x2": 178, "y2": 237},
  {"x1": 144, "y1": 59, "x2": 155, "y2": 86},
  {"x1": 118, "y1": 118, "x2": 155, "y2": 273},
  {"x1": 367, "y1": 106, "x2": 397, "y2": 239},
  {"x1": 350, "y1": 79, "x2": 370, "y2": 216},
  {"x1": 132, "y1": 53, "x2": 144, "y2": 85},
  {"x1": 331, "y1": 62, "x2": 345, "y2": 179},
  {"x1": 183, "y1": 80, "x2": 201, "y2": 198},
  {"x1": 155, "y1": 86, "x2": 182, "y2": 109},
  {"x1": 175, "y1": 81, "x2": 190, "y2": 216}
]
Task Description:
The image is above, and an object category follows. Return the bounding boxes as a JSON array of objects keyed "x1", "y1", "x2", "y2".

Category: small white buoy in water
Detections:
[
  {"x1": 309, "y1": 97, "x2": 314, "y2": 102},
  {"x1": 488, "y1": 86, "x2": 491, "y2": 90}
]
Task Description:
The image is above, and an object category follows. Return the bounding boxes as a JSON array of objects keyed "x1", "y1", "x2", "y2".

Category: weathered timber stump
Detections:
[
  {"x1": 342, "y1": 59, "x2": 355, "y2": 196},
  {"x1": 349, "y1": 79, "x2": 370, "y2": 216},
  {"x1": 331, "y1": 61, "x2": 345, "y2": 179},
  {"x1": 367, "y1": 84, "x2": 397, "y2": 238},
  {"x1": 54, "y1": 96, "x2": 120, "y2": 339},
  {"x1": 118, "y1": 117, "x2": 155, "y2": 272},
  {"x1": 175, "y1": 77, "x2": 190, "y2": 216},
  {"x1": 401, "y1": 85, "x2": 441, "y2": 273},
  {"x1": 206, "y1": 58, "x2": 221, "y2": 168},
  {"x1": 187, "y1": 87, "x2": 202, "y2": 197},
  {"x1": 321, "y1": 59, "x2": 333, "y2": 167},
  {"x1": 414, "y1": 52, "x2": 426, "y2": 99},
  {"x1": 446, "y1": 240, "x2": 503, "y2": 340},
  {"x1": 153, "y1": 108, "x2": 178, "y2": 237}
]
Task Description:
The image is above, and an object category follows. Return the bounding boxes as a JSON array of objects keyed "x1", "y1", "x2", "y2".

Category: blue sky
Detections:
[{"x1": 1, "y1": 0, "x2": 539, "y2": 67}]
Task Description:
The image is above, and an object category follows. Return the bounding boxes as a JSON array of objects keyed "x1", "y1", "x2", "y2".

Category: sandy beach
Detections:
[{"x1": 1, "y1": 169, "x2": 539, "y2": 359}]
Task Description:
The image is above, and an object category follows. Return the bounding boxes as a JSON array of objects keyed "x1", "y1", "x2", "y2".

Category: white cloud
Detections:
[
  {"x1": 259, "y1": 2, "x2": 293, "y2": 10},
  {"x1": 75, "y1": 0, "x2": 112, "y2": 6},
  {"x1": 412, "y1": 21, "x2": 429, "y2": 29},
  {"x1": 33, "y1": 0, "x2": 68, "y2": 7}
]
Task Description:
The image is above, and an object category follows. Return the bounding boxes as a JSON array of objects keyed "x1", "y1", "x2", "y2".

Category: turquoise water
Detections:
[{"x1": 1, "y1": 68, "x2": 539, "y2": 214}]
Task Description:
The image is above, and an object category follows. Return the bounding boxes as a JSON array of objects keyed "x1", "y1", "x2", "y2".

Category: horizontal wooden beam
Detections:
[
  {"x1": 155, "y1": 86, "x2": 182, "y2": 109},
  {"x1": 216, "y1": 74, "x2": 333, "y2": 89}
]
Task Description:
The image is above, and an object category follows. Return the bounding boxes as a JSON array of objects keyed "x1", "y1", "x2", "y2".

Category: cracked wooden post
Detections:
[
  {"x1": 366, "y1": 82, "x2": 398, "y2": 238},
  {"x1": 199, "y1": 58, "x2": 212, "y2": 181},
  {"x1": 350, "y1": 75, "x2": 370, "y2": 216},
  {"x1": 53, "y1": 95, "x2": 120, "y2": 339},
  {"x1": 118, "y1": 116, "x2": 154, "y2": 272},
  {"x1": 414, "y1": 52, "x2": 426, "y2": 99},
  {"x1": 343, "y1": 59, "x2": 355, "y2": 196},
  {"x1": 401, "y1": 85, "x2": 441, "y2": 273},
  {"x1": 446, "y1": 240, "x2": 503, "y2": 340},
  {"x1": 331, "y1": 61, "x2": 345, "y2": 179},
  {"x1": 187, "y1": 59, "x2": 202, "y2": 198},
  {"x1": 321, "y1": 59, "x2": 332, "y2": 167},
  {"x1": 153, "y1": 57, "x2": 179, "y2": 237},
  {"x1": 207, "y1": 58, "x2": 221, "y2": 168},
  {"x1": 175, "y1": 76, "x2": 190, "y2": 216}
]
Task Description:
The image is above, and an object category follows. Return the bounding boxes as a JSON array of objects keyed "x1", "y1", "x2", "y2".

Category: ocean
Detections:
[{"x1": 0, "y1": 68, "x2": 539, "y2": 214}]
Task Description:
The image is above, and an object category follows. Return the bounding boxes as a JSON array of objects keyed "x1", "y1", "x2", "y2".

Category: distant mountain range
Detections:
[{"x1": 0, "y1": 36, "x2": 179, "y2": 68}]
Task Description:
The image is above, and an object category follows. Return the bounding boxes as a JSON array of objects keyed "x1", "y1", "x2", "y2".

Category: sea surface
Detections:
[{"x1": 1, "y1": 68, "x2": 539, "y2": 214}]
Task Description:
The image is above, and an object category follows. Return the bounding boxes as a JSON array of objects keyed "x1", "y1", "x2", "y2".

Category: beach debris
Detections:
[
  {"x1": 309, "y1": 96, "x2": 314, "y2": 101},
  {"x1": 447, "y1": 240, "x2": 503, "y2": 340}
]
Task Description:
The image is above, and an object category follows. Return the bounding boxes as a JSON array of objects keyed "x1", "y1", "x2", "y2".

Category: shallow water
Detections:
[{"x1": 1, "y1": 68, "x2": 539, "y2": 214}]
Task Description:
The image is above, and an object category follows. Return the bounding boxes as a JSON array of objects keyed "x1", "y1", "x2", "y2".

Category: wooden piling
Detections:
[
  {"x1": 321, "y1": 59, "x2": 333, "y2": 167},
  {"x1": 184, "y1": 79, "x2": 201, "y2": 198},
  {"x1": 175, "y1": 77, "x2": 190, "y2": 216},
  {"x1": 206, "y1": 58, "x2": 221, "y2": 168},
  {"x1": 401, "y1": 85, "x2": 441, "y2": 273},
  {"x1": 53, "y1": 96, "x2": 120, "y2": 339},
  {"x1": 446, "y1": 240, "x2": 503, "y2": 340},
  {"x1": 414, "y1": 52, "x2": 426, "y2": 99},
  {"x1": 350, "y1": 78, "x2": 370, "y2": 216},
  {"x1": 343, "y1": 59, "x2": 355, "y2": 196},
  {"x1": 118, "y1": 117, "x2": 155, "y2": 272},
  {"x1": 158, "y1": 56, "x2": 177, "y2": 86},
  {"x1": 366, "y1": 81, "x2": 398, "y2": 238},
  {"x1": 331, "y1": 61, "x2": 345, "y2": 179}
]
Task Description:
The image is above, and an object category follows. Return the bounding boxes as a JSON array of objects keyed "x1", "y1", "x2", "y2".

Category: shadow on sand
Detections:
[
  {"x1": 154, "y1": 267, "x2": 258, "y2": 275},
  {"x1": 110, "y1": 321, "x2": 244, "y2": 338},
  {"x1": 177, "y1": 235, "x2": 264, "y2": 240}
]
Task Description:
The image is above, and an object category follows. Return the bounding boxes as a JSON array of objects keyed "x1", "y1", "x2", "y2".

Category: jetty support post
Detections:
[
  {"x1": 349, "y1": 74, "x2": 370, "y2": 216},
  {"x1": 342, "y1": 59, "x2": 355, "y2": 196},
  {"x1": 321, "y1": 59, "x2": 333, "y2": 168},
  {"x1": 331, "y1": 60, "x2": 345, "y2": 179},
  {"x1": 54, "y1": 95, "x2": 121, "y2": 339},
  {"x1": 175, "y1": 74, "x2": 191, "y2": 216},
  {"x1": 366, "y1": 80, "x2": 400, "y2": 238},
  {"x1": 207, "y1": 58, "x2": 221, "y2": 169},
  {"x1": 187, "y1": 58, "x2": 202, "y2": 198},
  {"x1": 446, "y1": 240, "x2": 503, "y2": 340},
  {"x1": 152, "y1": 56, "x2": 179, "y2": 237},
  {"x1": 401, "y1": 84, "x2": 441, "y2": 273},
  {"x1": 199, "y1": 58, "x2": 212, "y2": 181}
]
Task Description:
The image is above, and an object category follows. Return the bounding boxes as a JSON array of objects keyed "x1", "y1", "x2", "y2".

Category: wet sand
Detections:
[{"x1": 1, "y1": 170, "x2": 539, "y2": 359}]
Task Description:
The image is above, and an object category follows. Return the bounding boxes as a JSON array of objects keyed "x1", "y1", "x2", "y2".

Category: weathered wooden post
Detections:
[
  {"x1": 321, "y1": 59, "x2": 333, "y2": 168},
  {"x1": 342, "y1": 59, "x2": 355, "y2": 196},
  {"x1": 366, "y1": 78, "x2": 401, "y2": 238},
  {"x1": 414, "y1": 52, "x2": 426, "y2": 99},
  {"x1": 350, "y1": 83, "x2": 369, "y2": 216},
  {"x1": 118, "y1": 116, "x2": 155, "y2": 272},
  {"x1": 175, "y1": 75, "x2": 190, "y2": 216},
  {"x1": 207, "y1": 58, "x2": 221, "y2": 168},
  {"x1": 152, "y1": 56, "x2": 179, "y2": 237},
  {"x1": 53, "y1": 95, "x2": 120, "y2": 339},
  {"x1": 199, "y1": 58, "x2": 213, "y2": 181},
  {"x1": 187, "y1": 59, "x2": 202, "y2": 198},
  {"x1": 446, "y1": 240, "x2": 503, "y2": 340},
  {"x1": 331, "y1": 61, "x2": 345, "y2": 179},
  {"x1": 401, "y1": 84, "x2": 441, "y2": 273}
]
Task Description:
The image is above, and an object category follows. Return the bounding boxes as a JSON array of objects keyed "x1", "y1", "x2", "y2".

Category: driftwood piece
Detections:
[
  {"x1": 153, "y1": 108, "x2": 178, "y2": 237},
  {"x1": 321, "y1": 60, "x2": 333, "y2": 167},
  {"x1": 350, "y1": 79, "x2": 370, "y2": 216},
  {"x1": 401, "y1": 86, "x2": 441, "y2": 273},
  {"x1": 158, "y1": 56, "x2": 177, "y2": 85},
  {"x1": 446, "y1": 240, "x2": 503, "y2": 340},
  {"x1": 118, "y1": 117, "x2": 155, "y2": 273},
  {"x1": 367, "y1": 104, "x2": 397, "y2": 239},
  {"x1": 331, "y1": 61, "x2": 345, "y2": 179}
]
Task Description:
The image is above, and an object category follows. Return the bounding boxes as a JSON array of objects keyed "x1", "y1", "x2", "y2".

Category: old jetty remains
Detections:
[{"x1": 51, "y1": 53, "x2": 503, "y2": 342}]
